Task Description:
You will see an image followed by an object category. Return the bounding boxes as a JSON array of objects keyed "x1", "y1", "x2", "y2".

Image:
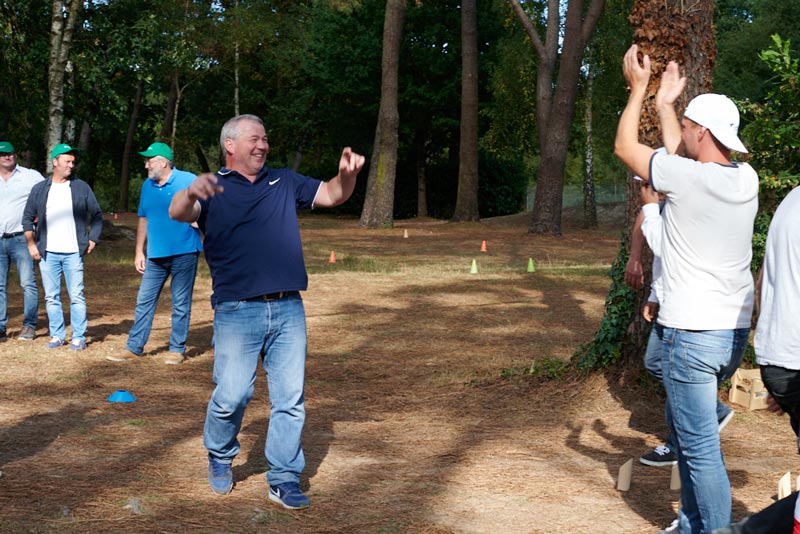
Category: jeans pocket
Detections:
[
  {"x1": 214, "y1": 300, "x2": 243, "y2": 313},
  {"x1": 672, "y1": 333, "x2": 733, "y2": 383}
]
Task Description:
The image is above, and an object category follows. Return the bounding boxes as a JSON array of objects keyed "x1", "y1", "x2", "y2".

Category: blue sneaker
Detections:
[
  {"x1": 45, "y1": 337, "x2": 65, "y2": 349},
  {"x1": 208, "y1": 457, "x2": 233, "y2": 495},
  {"x1": 68, "y1": 339, "x2": 86, "y2": 351},
  {"x1": 269, "y1": 482, "x2": 309, "y2": 509}
]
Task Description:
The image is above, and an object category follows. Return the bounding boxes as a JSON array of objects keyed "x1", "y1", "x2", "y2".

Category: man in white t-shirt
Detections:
[
  {"x1": 22, "y1": 144, "x2": 103, "y2": 351},
  {"x1": 615, "y1": 45, "x2": 758, "y2": 534}
]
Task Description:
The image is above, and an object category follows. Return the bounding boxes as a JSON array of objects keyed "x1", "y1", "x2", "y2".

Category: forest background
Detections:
[{"x1": 2, "y1": 0, "x2": 798, "y2": 227}]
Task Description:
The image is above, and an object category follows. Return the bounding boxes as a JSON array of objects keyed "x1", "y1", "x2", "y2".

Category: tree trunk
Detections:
[
  {"x1": 416, "y1": 137, "x2": 428, "y2": 218},
  {"x1": 359, "y1": 0, "x2": 406, "y2": 229},
  {"x1": 160, "y1": 74, "x2": 179, "y2": 141},
  {"x1": 78, "y1": 119, "x2": 92, "y2": 187},
  {"x1": 118, "y1": 79, "x2": 144, "y2": 212},
  {"x1": 452, "y1": 0, "x2": 480, "y2": 222},
  {"x1": 510, "y1": 0, "x2": 607, "y2": 235},
  {"x1": 583, "y1": 56, "x2": 597, "y2": 229},
  {"x1": 619, "y1": 0, "x2": 716, "y2": 364},
  {"x1": 46, "y1": 0, "x2": 81, "y2": 174}
]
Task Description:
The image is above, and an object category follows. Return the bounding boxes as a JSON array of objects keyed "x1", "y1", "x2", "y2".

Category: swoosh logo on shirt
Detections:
[{"x1": 269, "y1": 178, "x2": 281, "y2": 185}]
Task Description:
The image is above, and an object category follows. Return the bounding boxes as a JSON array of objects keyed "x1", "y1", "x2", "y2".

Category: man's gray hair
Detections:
[{"x1": 220, "y1": 114, "x2": 264, "y2": 154}]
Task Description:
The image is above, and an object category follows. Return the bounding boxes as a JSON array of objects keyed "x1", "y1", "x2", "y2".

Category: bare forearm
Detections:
[
  {"x1": 169, "y1": 190, "x2": 200, "y2": 222},
  {"x1": 135, "y1": 217, "x2": 148, "y2": 255}
]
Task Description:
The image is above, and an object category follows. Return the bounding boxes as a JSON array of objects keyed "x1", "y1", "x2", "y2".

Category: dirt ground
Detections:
[{"x1": 0, "y1": 208, "x2": 796, "y2": 533}]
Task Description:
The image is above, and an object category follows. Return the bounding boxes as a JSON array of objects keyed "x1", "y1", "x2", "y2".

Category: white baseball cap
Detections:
[{"x1": 683, "y1": 93, "x2": 748, "y2": 154}]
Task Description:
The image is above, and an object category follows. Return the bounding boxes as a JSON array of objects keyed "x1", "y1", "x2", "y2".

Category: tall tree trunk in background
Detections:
[
  {"x1": 118, "y1": 80, "x2": 144, "y2": 212},
  {"x1": 510, "y1": 0, "x2": 606, "y2": 235},
  {"x1": 161, "y1": 74, "x2": 179, "y2": 141},
  {"x1": 619, "y1": 0, "x2": 716, "y2": 363},
  {"x1": 78, "y1": 119, "x2": 92, "y2": 186},
  {"x1": 46, "y1": 0, "x2": 81, "y2": 174},
  {"x1": 359, "y1": 0, "x2": 406, "y2": 229},
  {"x1": 452, "y1": 0, "x2": 480, "y2": 222},
  {"x1": 583, "y1": 53, "x2": 597, "y2": 229},
  {"x1": 416, "y1": 136, "x2": 428, "y2": 217}
]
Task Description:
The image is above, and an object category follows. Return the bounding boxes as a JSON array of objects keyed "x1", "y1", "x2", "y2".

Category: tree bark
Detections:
[
  {"x1": 46, "y1": 0, "x2": 81, "y2": 174},
  {"x1": 620, "y1": 0, "x2": 716, "y2": 364},
  {"x1": 119, "y1": 79, "x2": 144, "y2": 212},
  {"x1": 161, "y1": 74, "x2": 179, "y2": 142},
  {"x1": 510, "y1": 0, "x2": 607, "y2": 235},
  {"x1": 452, "y1": 0, "x2": 480, "y2": 222},
  {"x1": 416, "y1": 136, "x2": 428, "y2": 218},
  {"x1": 583, "y1": 57, "x2": 597, "y2": 229},
  {"x1": 359, "y1": 0, "x2": 406, "y2": 229}
]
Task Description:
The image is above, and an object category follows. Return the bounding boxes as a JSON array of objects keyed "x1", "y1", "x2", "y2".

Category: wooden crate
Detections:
[{"x1": 729, "y1": 368, "x2": 769, "y2": 411}]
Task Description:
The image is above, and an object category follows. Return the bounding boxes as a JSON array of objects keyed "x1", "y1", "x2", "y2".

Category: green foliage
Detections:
[
  {"x1": 740, "y1": 34, "x2": 800, "y2": 270},
  {"x1": 477, "y1": 149, "x2": 528, "y2": 217},
  {"x1": 573, "y1": 235, "x2": 636, "y2": 372}
]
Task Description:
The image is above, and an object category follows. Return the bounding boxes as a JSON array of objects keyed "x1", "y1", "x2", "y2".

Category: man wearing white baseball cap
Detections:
[{"x1": 615, "y1": 45, "x2": 758, "y2": 534}]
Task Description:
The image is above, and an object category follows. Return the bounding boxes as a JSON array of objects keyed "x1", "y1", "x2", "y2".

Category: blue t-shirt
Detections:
[
  {"x1": 197, "y1": 166, "x2": 322, "y2": 306},
  {"x1": 138, "y1": 168, "x2": 203, "y2": 259}
]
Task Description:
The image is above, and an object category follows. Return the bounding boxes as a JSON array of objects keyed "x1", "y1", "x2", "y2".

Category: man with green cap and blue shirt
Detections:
[
  {"x1": 23, "y1": 143, "x2": 103, "y2": 351},
  {"x1": 106, "y1": 142, "x2": 202, "y2": 365},
  {"x1": 0, "y1": 141, "x2": 45, "y2": 340}
]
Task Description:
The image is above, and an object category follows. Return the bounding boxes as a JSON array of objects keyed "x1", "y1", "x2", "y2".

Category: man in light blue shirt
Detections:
[
  {"x1": 107, "y1": 142, "x2": 202, "y2": 365},
  {"x1": 0, "y1": 141, "x2": 44, "y2": 340}
]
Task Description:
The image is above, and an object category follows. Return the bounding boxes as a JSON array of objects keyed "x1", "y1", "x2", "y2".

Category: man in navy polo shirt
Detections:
[
  {"x1": 107, "y1": 142, "x2": 202, "y2": 365},
  {"x1": 169, "y1": 114, "x2": 364, "y2": 509}
]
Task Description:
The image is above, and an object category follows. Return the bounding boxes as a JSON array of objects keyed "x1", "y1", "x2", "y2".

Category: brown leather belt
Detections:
[{"x1": 245, "y1": 292, "x2": 289, "y2": 302}]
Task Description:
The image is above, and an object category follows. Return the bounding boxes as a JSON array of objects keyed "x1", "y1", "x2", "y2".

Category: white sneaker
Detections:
[
  {"x1": 657, "y1": 518, "x2": 679, "y2": 534},
  {"x1": 718, "y1": 410, "x2": 735, "y2": 432}
]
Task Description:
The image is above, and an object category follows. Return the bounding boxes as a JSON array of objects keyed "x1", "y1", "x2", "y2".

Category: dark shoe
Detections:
[
  {"x1": 45, "y1": 337, "x2": 66, "y2": 349},
  {"x1": 106, "y1": 349, "x2": 140, "y2": 362},
  {"x1": 208, "y1": 457, "x2": 233, "y2": 495},
  {"x1": 17, "y1": 326, "x2": 35, "y2": 341},
  {"x1": 0, "y1": 329, "x2": 7, "y2": 340},
  {"x1": 639, "y1": 445, "x2": 677, "y2": 467},
  {"x1": 269, "y1": 482, "x2": 309, "y2": 509}
]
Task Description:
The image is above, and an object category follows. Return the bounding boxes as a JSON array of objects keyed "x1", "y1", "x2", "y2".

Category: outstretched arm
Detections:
[
  {"x1": 614, "y1": 45, "x2": 656, "y2": 181},
  {"x1": 655, "y1": 61, "x2": 686, "y2": 154},
  {"x1": 170, "y1": 173, "x2": 222, "y2": 223},
  {"x1": 314, "y1": 147, "x2": 366, "y2": 208}
]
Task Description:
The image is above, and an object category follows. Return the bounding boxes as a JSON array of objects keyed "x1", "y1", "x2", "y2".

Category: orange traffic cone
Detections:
[
  {"x1": 480, "y1": 240, "x2": 487, "y2": 252},
  {"x1": 328, "y1": 250, "x2": 336, "y2": 263},
  {"x1": 403, "y1": 229, "x2": 409, "y2": 239}
]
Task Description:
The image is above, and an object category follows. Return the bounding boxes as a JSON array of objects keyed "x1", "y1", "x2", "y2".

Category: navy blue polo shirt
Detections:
[{"x1": 197, "y1": 166, "x2": 322, "y2": 306}]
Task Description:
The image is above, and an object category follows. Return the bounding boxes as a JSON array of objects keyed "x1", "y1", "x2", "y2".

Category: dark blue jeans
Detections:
[{"x1": 125, "y1": 252, "x2": 198, "y2": 355}]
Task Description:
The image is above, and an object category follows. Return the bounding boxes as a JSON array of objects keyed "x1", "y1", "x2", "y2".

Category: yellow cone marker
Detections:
[
  {"x1": 527, "y1": 257, "x2": 535, "y2": 272},
  {"x1": 470, "y1": 259, "x2": 478, "y2": 274}
]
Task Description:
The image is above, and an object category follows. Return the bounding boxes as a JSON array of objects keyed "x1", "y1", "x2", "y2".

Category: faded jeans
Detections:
[
  {"x1": 0, "y1": 235, "x2": 38, "y2": 331},
  {"x1": 644, "y1": 324, "x2": 733, "y2": 452},
  {"x1": 125, "y1": 252, "x2": 198, "y2": 355},
  {"x1": 203, "y1": 292, "x2": 307, "y2": 486},
  {"x1": 659, "y1": 326, "x2": 749, "y2": 534},
  {"x1": 39, "y1": 252, "x2": 86, "y2": 342}
]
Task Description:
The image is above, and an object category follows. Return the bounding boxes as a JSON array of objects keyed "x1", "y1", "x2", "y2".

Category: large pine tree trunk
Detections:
[
  {"x1": 46, "y1": 0, "x2": 80, "y2": 174},
  {"x1": 452, "y1": 0, "x2": 480, "y2": 222},
  {"x1": 620, "y1": 0, "x2": 715, "y2": 364},
  {"x1": 359, "y1": 0, "x2": 406, "y2": 229}
]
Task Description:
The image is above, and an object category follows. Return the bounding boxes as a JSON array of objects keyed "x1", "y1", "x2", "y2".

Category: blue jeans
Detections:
[
  {"x1": 39, "y1": 252, "x2": 86, "y2": 342},
  {"x1": 0, "y1": 235, "x2": 38, "y2": 330},
  {"x1": 659, "y1": 327, "x2": 749, "y2": 534},
  {"x1": 644, "y1": 324, "x2": 732, "y2": 452},
  {"x1": 203, "y1": 292, "x2": 307, "y2": 486},
  {"x1": 125, "y1": 252, "x2": 198, "y2": 355}
]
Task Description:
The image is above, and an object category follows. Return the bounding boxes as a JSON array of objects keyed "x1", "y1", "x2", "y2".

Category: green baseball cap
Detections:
[
  {"x1": 50, "y1": 143, "x2": 79, "y2": 159},
  {"x1": 138, "y1": 142, "x2": 174, "y2": 161},
  {"x1": 0, "y1": 141, "x2": 16, "y2": 154}
]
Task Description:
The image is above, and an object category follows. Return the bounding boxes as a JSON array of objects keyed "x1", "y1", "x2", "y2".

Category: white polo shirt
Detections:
[
  {"x1": 650, "y1": 153, "x2": 758, "y2": 330},
  {"x1": 0, "y1": 165, "x2": 45, "y2": 234}
]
